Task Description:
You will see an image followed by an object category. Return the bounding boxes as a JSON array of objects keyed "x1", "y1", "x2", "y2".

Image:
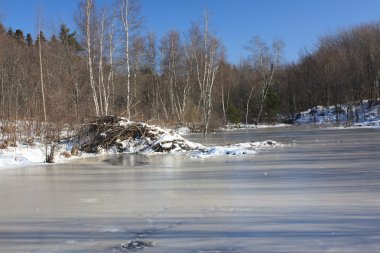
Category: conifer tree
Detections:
[
  {"x1": 14, "y1": 29, "x2": 25, "y2": 44},
  {"x1": 7, "y1": 27, "x2": 14, "y2": 37},
  {"x1": 50, "y1": 34, "x2": 58, "y2": 44},
  {"x1": 26, "y1": 33, "x2": 33, "y2": 46},
  {"x1": 0, "y1": 23, "x2": 5, "y2": 34},
  {"x1": 35, "y1": 31, "x2": 46, "y2": 45},
  {"x1": 59, "y1": 24, "x2": 82, "y2": 51}
]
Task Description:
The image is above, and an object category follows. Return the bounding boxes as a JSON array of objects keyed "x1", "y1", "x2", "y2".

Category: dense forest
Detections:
[{"x1": 1, "y1": 0, "x2": 380, "y2": 141}]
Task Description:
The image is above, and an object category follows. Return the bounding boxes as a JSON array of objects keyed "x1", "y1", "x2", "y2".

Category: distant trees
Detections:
[
  {"x1": 73, "y1": 1, "x2": 225, "y2": 133},
  {"x1": 278, "y1": 22, "x2": 380, "y2": 118}
]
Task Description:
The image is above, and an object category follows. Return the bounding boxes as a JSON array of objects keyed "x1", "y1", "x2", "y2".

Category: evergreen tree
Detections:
[
  {"x1": 7, "y1": 27, "x2": 14, "y2": 37},
  {"x1": 50, "y1": 34, "x2": 58, "y2": 45},
  {"x1": 0, "y1": 23, "x2": 5, "y2": 34},
  {"x1": 58, "y1": 23, "x2": 82, "y2": 51},
  {"x1": 26, "y1": 33, "x2": 33, "y2": 46},
  {"x1": 14, "y1": 29, "x2": 25, "y2": 44},
  {"x1": 58, "y1": 23, "x2": 70, "y2": 43},
  {"x1": 35, "y1": 31, "x2": 46, "y2": 45}
]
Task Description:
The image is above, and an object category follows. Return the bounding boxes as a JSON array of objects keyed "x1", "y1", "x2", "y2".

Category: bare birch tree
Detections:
[
  {"x1": 161, "y1": 31, "x2": 180, "y2": 120},
  {"x1": 219, "y1": 63, "x2": 231, "y2": 125},
  {"x1": 191, "y1": 10, "x2": 222, "y2": 135},
  {"x1": 97, "y1": 8, "x2": 106, "y2": 115},
  {"x1": 131, "y1": 36, "x2": 144, "y2": 104},
  {"x1": 106, "y1": 6, "x2": 117, "y2": 114},
  {"x1": 84, "y1": 0, "x2": 100, "y2": 116},
  {"x1": 97, "y1": 6, "x2": 115, "y2": 115},
  {"x1": 246, "y1": 36, "x2": 283, "y2": 124},
  {"x1": 146, "y1": 32, "x2": 161, "y2": 118},
  {"x1": 37, "y1": 19, "x2": 47, "y2": 122},
  {"x1": 119, "y1": 0, "x2": 141, "y2": 120}
]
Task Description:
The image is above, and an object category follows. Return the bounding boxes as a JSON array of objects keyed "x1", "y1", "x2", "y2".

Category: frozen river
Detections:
[{"x1": 1, "y1": 127, "x2": 380, "y2": 253}]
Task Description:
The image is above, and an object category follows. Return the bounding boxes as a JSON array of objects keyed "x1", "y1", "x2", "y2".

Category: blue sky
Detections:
[{"x1": 1, "y1": 0, "x2": 380, "y2": 63}]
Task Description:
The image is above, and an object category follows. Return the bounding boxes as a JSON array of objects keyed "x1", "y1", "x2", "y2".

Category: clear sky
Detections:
[{"x1": 1, "y1": 0, "x2": 380, "y2": 63}]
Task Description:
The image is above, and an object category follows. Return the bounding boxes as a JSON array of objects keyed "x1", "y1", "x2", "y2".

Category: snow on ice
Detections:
[{"x1": 188, "y1": 140, "x2": 283, "y2": 158}]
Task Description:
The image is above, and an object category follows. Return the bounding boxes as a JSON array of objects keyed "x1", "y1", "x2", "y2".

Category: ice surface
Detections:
[{"x1": 1, "y1": 127, "x2": 380, "y2": 253}]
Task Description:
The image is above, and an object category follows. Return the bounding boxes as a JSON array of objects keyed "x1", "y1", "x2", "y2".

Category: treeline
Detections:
[
  {"x1": 280, "y1": 22, "x2": 380, "y2": 116},
  {"x1": 0, "y1": 23, "x2": 84, "y2": 124},
  {"x1": 1, "y1": 0, "x2": 380, "y2": 140}
]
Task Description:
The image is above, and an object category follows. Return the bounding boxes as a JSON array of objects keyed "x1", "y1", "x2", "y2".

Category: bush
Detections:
[
  {"x1": 227, "y1": 105, "x2": 242, "y2": 124},
  {"x1": 265, "y1": 87, "x2": 281, "y2": 116}
]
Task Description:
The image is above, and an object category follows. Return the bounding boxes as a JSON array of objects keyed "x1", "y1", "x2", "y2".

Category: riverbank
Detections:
[{"x1": 0, "y1": 118, "x2": 285, "y2": 170}]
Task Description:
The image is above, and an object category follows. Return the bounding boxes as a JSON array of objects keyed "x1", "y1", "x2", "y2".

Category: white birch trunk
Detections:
[
  {"x1": 121, "y1": 0, "x2": 131, "y2": 120},
  {"x1": 38, "y1": 30, "x2": 47, "y2": 122},
  {"x1": 245, "y1": 85, "x2": 255, "y2": 125},
  {"x1": 98, "y1": 9, "x2": 108, "y2": 115},
  {"x1": 86, "y1": 0, "x2": 100, "y2": 116},
  {"x1": 106, "y1": 8, "x2": 116, "y2": 115}
]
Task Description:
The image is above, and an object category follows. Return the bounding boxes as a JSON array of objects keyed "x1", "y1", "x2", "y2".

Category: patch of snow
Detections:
[
  {"x1": 100, "y1": 227, "x2": 121, "y2": 233},
  {"x1": 189, "y1": 140, "x2": 283, "y2": 158},
  {"x1": 0, "y1": 140, "x2": 104, "y2": 170},
  {"x1": 0, "y1": 144, "x2": 45, "y2": 169},
  {"x1": 221, "y1": 123, "x2": 290, "y2": 131},
  {"x1": 175, "y1": 126, "x2": 191, "y2": 135},
  {"x1": 293, "y1": 99, "x2": 380, "y2": 128}
]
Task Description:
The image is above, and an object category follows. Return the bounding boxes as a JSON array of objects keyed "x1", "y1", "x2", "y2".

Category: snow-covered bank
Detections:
[
  {"x1": 0, "y1": 117, "x2": 284, "y2": 170},
  {"x1": 293, "y1": 100, "x2": 380, "y2": 128},
  {"x1": 0, "y1": 142, "x2": 104, "y2": 170},
  {"x1": 221, "y1": 123, "x2": 291, "y2": 131},
  {"x1": 0, "y1": 145, "x2": 46, "y2": 168}
]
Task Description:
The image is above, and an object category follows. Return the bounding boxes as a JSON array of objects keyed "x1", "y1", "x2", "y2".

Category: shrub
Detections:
[{"x1": 227, "y1": 105, "x2": 242, "y2": 124}]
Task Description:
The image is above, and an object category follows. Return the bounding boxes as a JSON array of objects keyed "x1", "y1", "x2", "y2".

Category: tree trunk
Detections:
[
  {"x1": 245, "y1": 85, "x2": 254, "y2": 125},
  {"x1": 38, "y1": 31, "x2": 47, "y2": 122},
  {"x1": 121, "y1": 0, "x2": 132, "y2": 120},
  {"x1": 86, "y1": 0, "x2": 100, "y2": 116}
]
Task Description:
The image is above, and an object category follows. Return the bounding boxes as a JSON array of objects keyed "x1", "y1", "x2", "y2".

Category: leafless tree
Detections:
[
  {"x1": 246, "y1": 36, "x2": 284, "y2": 124},
  {"x1": 119, "y1": 0, "x2": 141, "y2": 120},
  {"x1": 191, "y1": 10, "x2": 223, "y2": 135},
  {"x1": 37, "y1": 9, "x2": 47, "y2": 122},
  {"x1": 84, "y1": 0, "x2": 100, "y2": 116}
]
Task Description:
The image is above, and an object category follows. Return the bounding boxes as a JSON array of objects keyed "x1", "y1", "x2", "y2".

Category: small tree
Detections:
[
  {"x1": 25, "y1": 33, "x2": 33, "y2": 46},
  {"x1": 246, "y1": 36, "x2": 284, "y2": 124},
  {"x1": 227, "y1": 105, "x2": 241, "y2": 124},
  {"x1": 119, "y1": 0, "x2": 142, "y2": 120}
]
